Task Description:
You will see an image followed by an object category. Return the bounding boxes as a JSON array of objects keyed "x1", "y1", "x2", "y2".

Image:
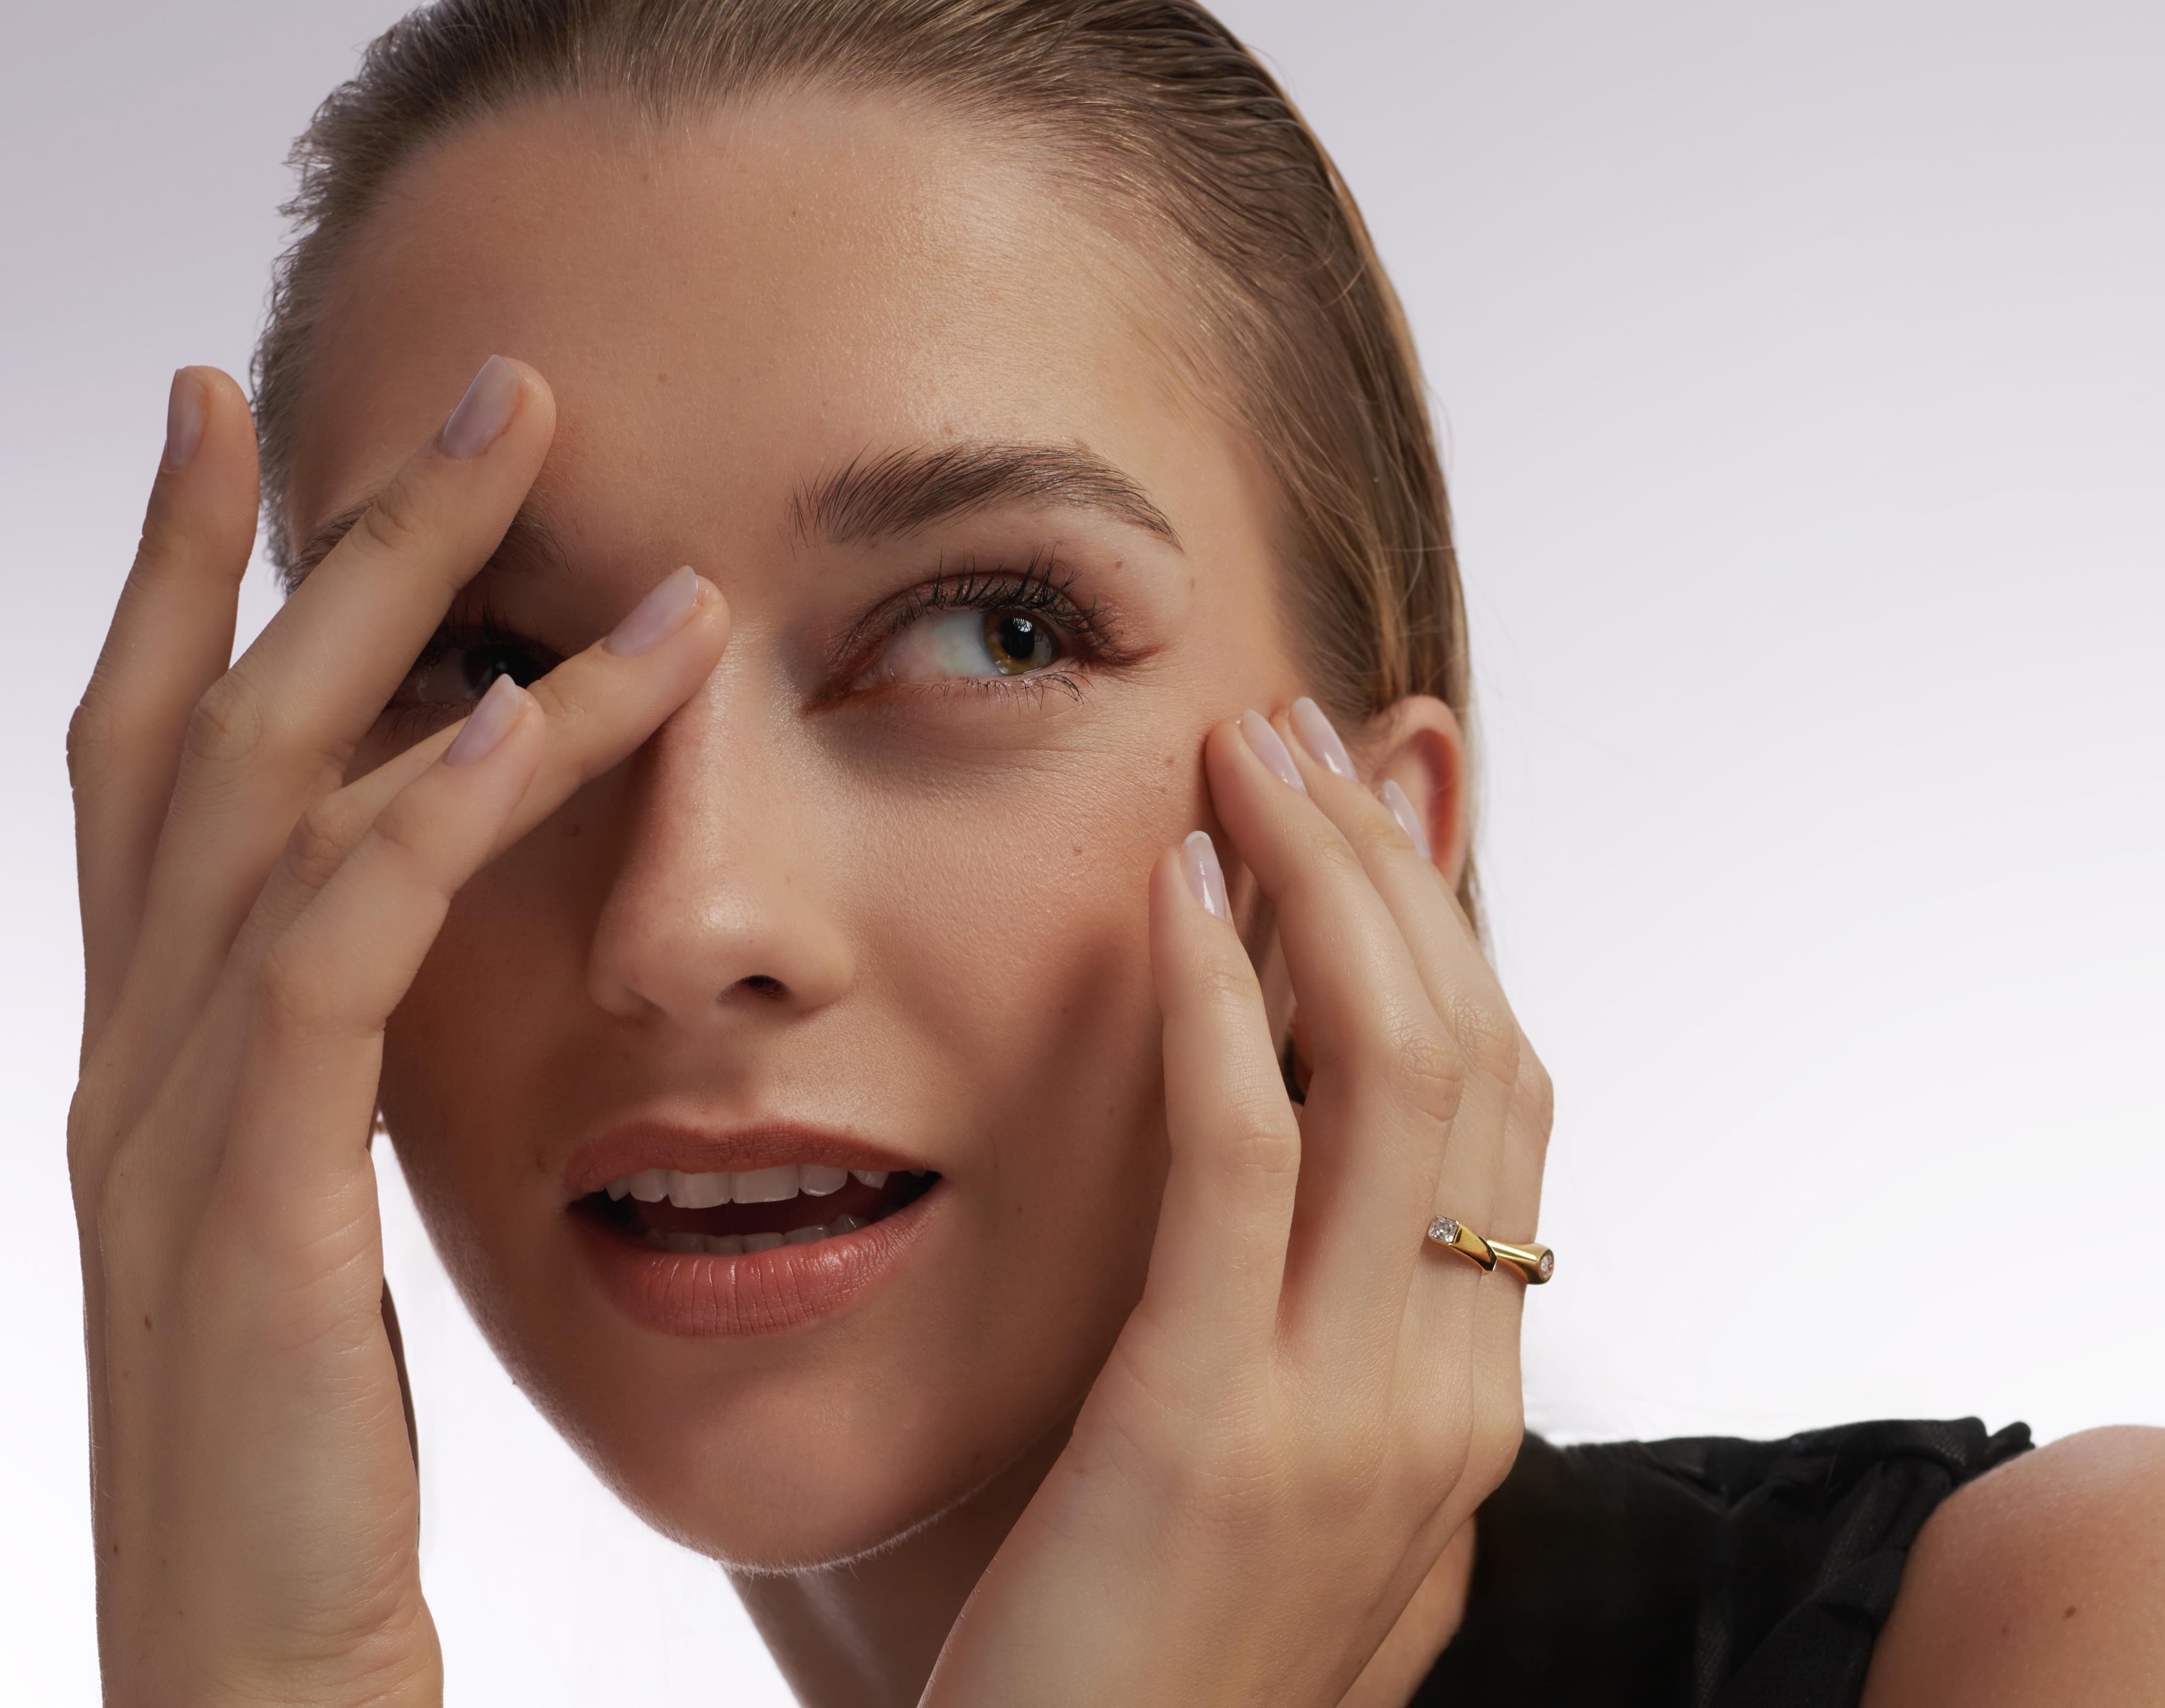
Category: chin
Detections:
[{"x1": 507, "y1": 1333, "x2": 1055, "y2": 1572}]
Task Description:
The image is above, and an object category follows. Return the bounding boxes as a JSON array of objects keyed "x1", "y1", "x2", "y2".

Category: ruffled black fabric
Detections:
[{"x1": 1414, "y1": 1418, "x2": 2032, "y2": 1707}]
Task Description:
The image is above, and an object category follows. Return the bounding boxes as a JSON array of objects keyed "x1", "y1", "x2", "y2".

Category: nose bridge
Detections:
[{"x1": 585, "y1": 674, "x2": 850, "y2": 1024}]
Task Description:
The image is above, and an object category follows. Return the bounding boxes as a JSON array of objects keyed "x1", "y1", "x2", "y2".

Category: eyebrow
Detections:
[
  {"x1": 283, "y1": 503, "x2": 572, "y2": 592},
  {"x1": 284, "y1": 439, "x2": 1178, "y2": 591},
  {"x1": 793, "y1": 442, "x2": 1182, "y2": 551}
]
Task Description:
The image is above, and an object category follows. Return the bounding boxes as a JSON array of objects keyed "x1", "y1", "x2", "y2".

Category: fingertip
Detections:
[
  {"x1": 442, "y1": 673, "x2": 534, "y2": 767},
  {"x1": 162, "y1": 370, "x2": 207, "y2": 472},
  {"x1": 1181, "y1": 829, "x2": 1231, "y2": 922}
]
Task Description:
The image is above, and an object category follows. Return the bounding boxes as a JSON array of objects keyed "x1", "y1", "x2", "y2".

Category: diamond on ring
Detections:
[{"x1": 1427, "y1": 1216, "x2": 1459, "y2": 1245}]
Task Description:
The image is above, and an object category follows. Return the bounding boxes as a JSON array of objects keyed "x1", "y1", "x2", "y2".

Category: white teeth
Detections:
[
  {"x1": 668, "y1": 1170, "x2": 731, "y2": 1210},
  {"x1": 634, "y1": 1219, "x2": 871, "y2": 1254},
  {"x1": 732, "y1": 1165, "x2": 801, "y2": 1203},
  {"x1": 605, "y1": 1160, "x2": 928, "y2": 1212}
]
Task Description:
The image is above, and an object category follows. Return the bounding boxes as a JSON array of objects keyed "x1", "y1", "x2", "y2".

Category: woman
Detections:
[{"x1": 65, "y1": 1, "x2": 2163, "y2": 1703}]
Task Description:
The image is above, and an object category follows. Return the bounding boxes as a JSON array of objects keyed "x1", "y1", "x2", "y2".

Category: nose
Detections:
[{"x1": 584, "y1": 679, "x2": 852, "y2": 1026}]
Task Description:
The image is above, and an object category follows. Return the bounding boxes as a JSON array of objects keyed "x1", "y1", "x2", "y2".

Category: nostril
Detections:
[{"x1": 740, "y1": 974, "x2": 785, "y2": 999}]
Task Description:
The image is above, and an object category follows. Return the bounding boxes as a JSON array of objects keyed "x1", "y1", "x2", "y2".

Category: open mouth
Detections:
[{"x1": 575, "y1": 1164, "x2": 939, "y2": 1255}]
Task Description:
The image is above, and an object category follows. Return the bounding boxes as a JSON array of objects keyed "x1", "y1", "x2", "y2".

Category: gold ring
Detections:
[{"x1": 1426, "y1": 1215, "x2": 1554, "y2": 1285}]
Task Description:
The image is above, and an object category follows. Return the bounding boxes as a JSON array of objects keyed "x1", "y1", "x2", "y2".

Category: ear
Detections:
[{"x1": 1364, "y1": 695, "x2": 1469, "y2": 894}]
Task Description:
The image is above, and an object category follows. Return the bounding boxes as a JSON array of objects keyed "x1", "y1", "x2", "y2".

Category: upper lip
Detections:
[{"x1": 563, "y1": 1119, "x2": 935, "y2": 1200}]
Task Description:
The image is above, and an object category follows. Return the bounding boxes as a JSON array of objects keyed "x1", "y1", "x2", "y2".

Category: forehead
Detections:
[{"x1": 289, "y1": 88, "x2": 1207, "y2": 551}]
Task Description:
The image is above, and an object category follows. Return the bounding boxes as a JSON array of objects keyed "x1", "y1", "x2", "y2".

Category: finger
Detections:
[
  {"x1": 1203, "y1": 711, "x2": 1462, "y2": 1362},
  {"x1": 71, "y1": 367, "x2": 258, "y2": 1043},
  {"x1": 122, "y1": 356, "x2": 556, "y2": 1069},
  {"x1": 229, "y1": 673, "x2": 544, "y2": 1199},
  {"x1": 237, "y1": 567, "x2": 728, "y2": 962},
  {"x1": 1127, "y1": 833, "x2": 1300, "y2": 1386},
  {"x1": 1277, "y1": 700, "x2": 1524, "y2": 1241}
]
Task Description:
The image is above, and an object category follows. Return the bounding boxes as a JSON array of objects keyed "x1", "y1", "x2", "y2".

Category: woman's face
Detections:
[{"x1": 289, "y1": 90, "x2": 1304, "y2": 1567}]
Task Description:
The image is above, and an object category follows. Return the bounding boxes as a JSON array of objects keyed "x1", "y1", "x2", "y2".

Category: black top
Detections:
[{"x1": 1416, "y1": 1418, "x2": 2032, "y2": 1708}]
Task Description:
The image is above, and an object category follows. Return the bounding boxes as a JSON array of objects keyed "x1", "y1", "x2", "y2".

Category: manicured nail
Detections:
[
  {"x1": 1181, "y1": 831, "x2": 1230, "y2": 920},
  {"x1": 1239, "y1": 709, "x2": 1306, "y2": 793},
  {"x1": 604, "y1": 565, "x2": 701, "y2": 657},
  {"x1": 1290, "y1": 697, "x2": 1355, "y2": 779},
  {"x1": 163, "y1": 370, "x2": 206, "y2": 471},
  {"x1": 1380, "y1": 780, "x2": 1433, "y2": 861},
  {"x1": 444, "y1": 673, "x2": 524, "y2": 766},
  {"x1": 439, "y1": 355, "x2": 520, "y2": 459}
]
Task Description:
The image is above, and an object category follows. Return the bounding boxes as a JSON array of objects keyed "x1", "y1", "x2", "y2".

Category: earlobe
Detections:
[{"x1": 1364, "y1": 696, "x2": 1467, "y2": 892}]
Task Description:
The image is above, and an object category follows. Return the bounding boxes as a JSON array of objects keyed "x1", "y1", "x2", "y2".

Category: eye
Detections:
[
  {"x1": 867, "y1": 607, "x2": 1065, "y2": 686},
  {"x1": 395, "y1": 639, "x2": 549, "y2": 706}
]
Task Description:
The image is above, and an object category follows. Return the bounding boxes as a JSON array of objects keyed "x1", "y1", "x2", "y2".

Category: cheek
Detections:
[
  {"x1": 857, "y1": 726, "x2": 1198, "y2": 1197},
  {"x1": 377, "y1": 822, "x2": 602, "y2": 1215}
]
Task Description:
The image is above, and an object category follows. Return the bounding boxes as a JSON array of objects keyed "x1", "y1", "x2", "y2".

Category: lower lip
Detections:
[{"x1": 572, "y1": 1185, "x2": 940, "y2": 1339}]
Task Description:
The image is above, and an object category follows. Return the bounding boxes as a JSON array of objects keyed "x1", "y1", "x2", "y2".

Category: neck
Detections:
[{"x1": 729, "y1": 1427, "x2": 1478, "y2": 1708}]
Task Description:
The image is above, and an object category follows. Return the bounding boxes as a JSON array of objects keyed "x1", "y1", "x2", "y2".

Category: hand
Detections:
[
  {"x1": 924, "y1": 702, "x2": 1551, "y2": 1707},
  {"x1": 66, "y1": 359, "x2": 728, "y2": 1706}
]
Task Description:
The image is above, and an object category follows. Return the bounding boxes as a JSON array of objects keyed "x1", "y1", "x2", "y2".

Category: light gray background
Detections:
[{"x1": 5, "y1": 3, "x2": 2159, "y2": 1702}]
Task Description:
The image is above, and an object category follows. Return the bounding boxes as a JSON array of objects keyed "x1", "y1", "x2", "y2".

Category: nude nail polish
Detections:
[
  {"x1": 605, "y1": 565, "x2": 701, "y2": 657},
  {"x1": 439, "y1": 355, "x2": 519, "y2": 459},
  {"x1": 445, "y1": 673, "x2": 524, "y2": 766},
  {"x1": 1380, "y1": 780, "x2": 1433, "y2": 861},
  {"x1": 163, "y1": 370, "x2": 205, "y2": 471},
  {"x1": 1181, "y1": 831, "x2": 1230, "y2": 920},
  {"x1": 1290, "y1": 697, "x2": 1355, "y2": 779},
  {"x1": 1239, "y1": 709, "x2": 1307, "y2": 793}
]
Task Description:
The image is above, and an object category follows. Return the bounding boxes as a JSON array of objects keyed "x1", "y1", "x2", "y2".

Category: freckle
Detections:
[
  {"x1": 656, "y1": 371, "x2": 669, "y2": 384},
  {"x1": 141, "y1": 1314, "x2": 152, "y2": 1330},
  {"x1": 2064, "y1": 1605, "x2": 2078, "y2": 1618}
]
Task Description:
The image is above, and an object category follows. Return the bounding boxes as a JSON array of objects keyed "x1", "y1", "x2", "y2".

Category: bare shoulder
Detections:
[{"x1": 1860, "y1": 1425, "x2": 2165, "y2": 1708}]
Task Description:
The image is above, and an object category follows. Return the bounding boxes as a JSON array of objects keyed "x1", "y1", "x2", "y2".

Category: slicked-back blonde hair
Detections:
[{"x1": 253, "y1": 0, "x2": 1478, "y2": 920}]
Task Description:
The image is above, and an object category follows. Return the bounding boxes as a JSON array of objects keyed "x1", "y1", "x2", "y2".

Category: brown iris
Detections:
[{"x1": 983, "y1": 610, "x2": 1055, "y2": 674}]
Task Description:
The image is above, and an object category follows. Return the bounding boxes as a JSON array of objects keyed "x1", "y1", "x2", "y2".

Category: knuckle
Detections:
[
  {"x1": 255, "y1": 931, "x2": 339, "y2": 1033},
  {"x1": 1445, "y1": 991, "x2": 1520, "y2": 1084},
  {"x1": 365, "y1": 799, "x2": 447, "y2": 888},
  {"x1": 285, "y1": 795, "x2": 366, "y2": 892},
  {"x1": 1373, "y1": 1011, "x2": 1464, "y2": 1118},
  {"x1": 65, "y1": 691, "x2": 123, "y2": 784},
  {"x1": 1189, "y1": 956, "x2": 1258, "y2": 1012},
  {"x1": 1516, "y1": 1045, "x2": 1557, "y2": 1133},
  {"x1": 1301, "y1": 824, "x2": 1369, "y2": 890},
  {"x1": 353, "y1": 480, "x2": 430, "y2": 563},
  {"x1": 1223, "y1": 1096, "x2": 1300, "y2": 1177},
  {"x1": 184, "y1": 673, "x2": 265, "y2": 771}
]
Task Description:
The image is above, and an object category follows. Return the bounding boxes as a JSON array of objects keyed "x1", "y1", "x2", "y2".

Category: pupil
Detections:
[
  {"x1": 460, "y1": 644, "x2": 536, "y2": 694},
  {"x1": 988, "y1": 613, "x2": 1045, "y2": 673}
]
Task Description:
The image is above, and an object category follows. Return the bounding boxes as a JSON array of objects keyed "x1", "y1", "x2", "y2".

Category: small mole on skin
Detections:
[
  {"x1": 2064, "y1": 1606, "x2": 2078, "y2": 1619},
  {"x1": 141, "y1": 1315, "x2": 152, "y2": 1330}
]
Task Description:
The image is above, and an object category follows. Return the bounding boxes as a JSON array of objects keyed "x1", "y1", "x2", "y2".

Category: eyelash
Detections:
[
  {"x1": 381, "y1": 597, "x2": 562, "y2": 734},
  {"x1": 381, "y1": 551, "x2": 1126, "y2": 730},
  {"x1": 832, "y1": 551, "x2": 1132, "y2": 705}
]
